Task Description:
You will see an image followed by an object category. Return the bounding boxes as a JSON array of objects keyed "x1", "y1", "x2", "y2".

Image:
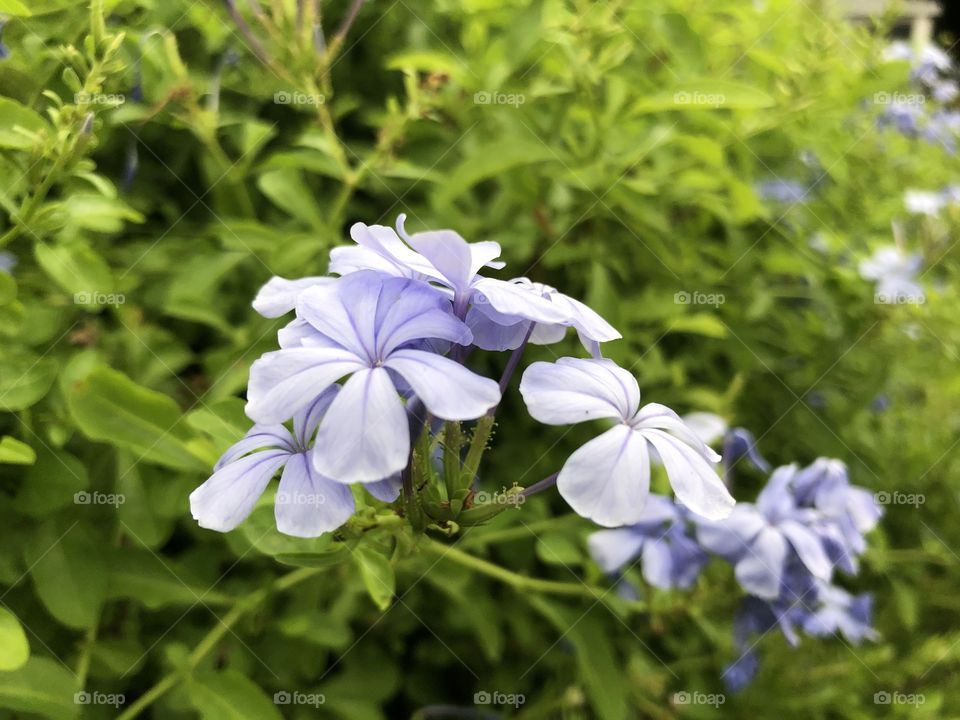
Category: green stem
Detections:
[
  {"x1": 461, "y1": 514, "x2": 583, "y2": 548},
  {"x1": 420, "y1": 537, "x2": 645, "y2": 612},
  {"x1": 462, "y1": 414, "x2": 494, "y2": 485},
  {"x1": 115, "y1": 567, "x2": 320, "y2": 720}
]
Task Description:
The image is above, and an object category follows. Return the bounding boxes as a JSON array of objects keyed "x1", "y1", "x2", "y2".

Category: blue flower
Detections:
[
  {"x1": 588, "y1": 495, "x2": 708, "y2": 590},
  {"x1": 245, "y1": 271, "x2": 501, "y2": 484},
  {"x1": 754, "y1": 179, "x2": 809, "y2": 204},
  {"x1": 723, "y1": 427, "x2": 771, "y2": 474},
  {"x1": 696, "y1": 465, "x2": 832, "y2": 599},
  {"x1": 0, "y1": 251, "x2": 16, "y2": 274},
  {"x1": 190, "y1": 388, "x2": 401, "y2": 536},
  {"x1": 330, "y1": 216, "x2": 620, "y2": 352},
  {"x1": 519, "y1": 358, "x2": 734, "y2": 525},
  {"x1": 803, "y1": 583, "x2": 878, "y2": 643},
  {"x1": 859, "y1": 245, "x2": 924, "y2": 303}
]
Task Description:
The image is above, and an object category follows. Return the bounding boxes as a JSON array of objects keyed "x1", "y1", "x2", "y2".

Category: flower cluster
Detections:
[
  {"x1": 191, "y1": 216, "x2": 735, "y2": 536},
  {"x1": 588, "y1": 441, "x2": 882, "y2": 691},
  {"x1": 879, "y1": 41, "x2": 960, "y2": 153}
]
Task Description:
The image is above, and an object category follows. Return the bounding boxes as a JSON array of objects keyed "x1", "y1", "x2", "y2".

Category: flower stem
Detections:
[
  {"x1": 496, "y1": 323, "x2": 535, "y2": 396},
  {"x1": 115, "y1": 567, "x2": 320, "y2": 720},
  {"x1": 420, "y1": 537, "x2": 645, "y2": 612},
  {"x1": 520, "y1": 471, "x2": 558, "y2": 498}
]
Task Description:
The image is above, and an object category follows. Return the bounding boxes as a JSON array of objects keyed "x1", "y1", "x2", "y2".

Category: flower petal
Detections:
[
  {"x1": 246, "y1": 347, "x2": 365, "y2": 424},
  {"x1": 275, "y1": 453, "x2": 355, "y2": 537},
  {"x1": 384, "y1": 349, "x2": 500, "y2": 420},
  {"x1": 632, "y1": 404, "x2": 721, "y2": 463},
  {"x1": 519, "y1": 358, "x2": 639, "y2": 425},
  {"x1": 252, "y1": 276, "x2": 333, "y2": 318},
  {"x1": 473, "y1": 277, "x2": 570, "y2": 324},
  {"x1": 695, "y1": 504, "x2": 765, "y2": 559},
  {"x1": 374, "y1": 279, "x2": 470, "y2": 356},
  {"x1": 587, "y1": 528, "x2": 646, "y2": 573},
  {"x1": 190, "y1": 450, "x2": 289, "y2": 532},
  {"x1": 292, "y1": 385, "x2": 340, "y2": 448},
  {"x1": 557, "y1": 425, "x2": 651, "y2": 527},
  {"x1": 779, "y1": 519, "x2": 833, "y2": 581},
  {"x1": 312, "y1": 367, "x2": 409, "y2": 483},
  {"x1": 364, "y1": 474, "x2": 403, "y2": 502},
  {"x1": 641, "y1": 429, "x2": 734, "y2": 521},
  {"x1": 214, "y1": 426, "x2": 293, "y2": 471},
  {"x1": 735, "y1": 528, "x2": 788, "y2": 600}
]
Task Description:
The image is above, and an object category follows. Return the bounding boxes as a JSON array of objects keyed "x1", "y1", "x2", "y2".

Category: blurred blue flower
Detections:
[
  {"x1": 520, "y1": 357, "x2": 734, "y2": 526},
  {"x1": 723, "y1": 427, "x2": 771, "y2": 474},
  {"x1": 0, "y1": 17, "x2": 10, "y2": 61},
  {"x1": 246, "y1": 271, "x2": 500, "y2": 483},
  {"x1": 696, "y1": 465, "x2": 832, "y2": 599},
  {"x1": 803, "y1": 583, "x2": 879, "y2": 643},
  {"x1": 754, "y1": 179, "x2": 809, "y2": 204},
  {"x1": 0, "y1": 251, "x2": 16, "y2": 274},
  {"x1": 588, "y1": 495, "x2": 708, "y2": 590}
]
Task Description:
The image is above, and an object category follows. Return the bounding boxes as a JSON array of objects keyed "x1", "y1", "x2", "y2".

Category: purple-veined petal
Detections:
[
  {"x1": 587, "y1": 528, "x2": 646, "y2": 573},
  {"x1": 190, "y1": 450, "x2": 289, "y2": 532},
  {"x1": 473, "y1": 277, "x2": 570, "y2": 324},
  {"x1": 779, "y1": 519, "x2": 833, "y2": 581},
  {"x1": 757, "y1": 465, "x2": 798, "y2": 520},
  {"x1": 466, "y1": 307, "x2": 531, "y2": 351},
  {"x1": 278, "y1": 318, "x2": 333, "y2": 349},
  {"x1": 214, "y1": 425, "x2": 294, "y2": 471},
  {"x1": 297, "y1": 274, "x2": 382, "y2": 361},
  {"x1": 246, "y1": 347, "x2": 365, "y2": 424},
  {"x1": 312, "y1": 367, "x2": 409, "y2": 483},
  {"x1": 519, "y1": 358, "x2": 640, "y2": 425},
  {"x1": 541, "y1": 291, "x2": 620, "y2": 342},
  {"x1": 641, "y1": 429, "x2": 734, "y2": 521},
  {"x1": 374, "y1": 280, "x2": 470, "y2": 356},
  {"x1": 384, "y1": 349, "x2": 500, "y2": 420},
  {"x1": 632, "y1": 403, "x2": 721, "y2": 463},
  {"x1": 275, "y1": 453, "x2": 355, "y2": 537},
  {"x1": 292, "y1": 385, "x2": 340, "y2": 448},
  {"x1": 735, "y1": 528, "x2": 788, "y2": 600},
  {"x1": 695, "y1": 504, "x2": 765, "y2": 559},
  {"x1": 557, "y1": 425, "x2": 651, "y2": 527},
  {"x1": 364, "y1": 473, "x2": 403, "y2": 502},
  {"x1": 252, "y1": 276, "x2": 334, "y2": 318}
]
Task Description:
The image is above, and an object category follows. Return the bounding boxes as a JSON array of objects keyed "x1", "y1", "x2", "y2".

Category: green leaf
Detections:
[
  {"x1": 632, "y1": 80, "x2": 775, "y2": 113},
  {"x1": 0, "y1": 436, "x2": 35, "y2": 465},
  {"x1": 0, "y1": 657, "x2": 78, "y2": 720},
  {"x1": 535, "y1": 532, "x2": 583, "y2": 566},
  {"x1": 669, "y1": 313, "x2": 728, "y2": 338},
  {"x1": 0, "y1": 608, "x2": 29, "y2": 671},
  {"x1": 34, "y1": 241, "x2": 114, "y2": 298},
  {"x1": 530, "y1": 599, "x2": 628, "y2": 720},
  {"x1": 435, "y1": 139, "x2": 556, "y2": 206},
  {"x1": 256, "y1": 169, "x2": 323, "y2": 229},
  {"x1": 0, "y1": 0, "x2": 30, "y2": 14},
  {"x1": 275, "y1": 548, "x2": 352, "y2": 569},
  {"x1": 14, "y1": 447, "x2": 88, "y2": 515},
  {"x1": 0, "y1": 355, "x2": 58, "y2": 411},
  {"x1": 0, "y1": 98, "x2": 46, "y2": 148},
  {"x1": 62, "y1": 193, "x2": 145, "y2": 233},
  {"x1": 24, "y1": 523, "x2": 108, "y2": 629},
  {"x1": 353, "y1": 544, "x2": 395, "y2": 611},
  {"x1": 0, "y1": 272, "x2": 16, "y2": 306},
  {"x1": 189, "y1": 670, "x2": 283, "y2": 720},
  {"x1": 106, "y1": 548, "x2": 229, "y2": 609},
  {"x1": 65, "y1": 364, "x2": 205, "y2": 471}
]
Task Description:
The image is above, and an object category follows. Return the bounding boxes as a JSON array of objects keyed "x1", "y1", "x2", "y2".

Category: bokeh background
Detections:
[{"x1": 0, "y1": 0, "x2": 958, "y2": 718}]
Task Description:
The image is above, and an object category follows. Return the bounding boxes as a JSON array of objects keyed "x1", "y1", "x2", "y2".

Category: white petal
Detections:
[
  {"x1": 190, "y1": 450, "x2": 288, "y2": 532},
  {"x1": 735, "y1": 528, "x2": 787, "y2": 600},
  {"x1": 779, "y1": 519, "x2": 833, "y2": 581},
  {"x1": 557, "y1": 425, "x2": 651, "y2": 527},
  {"x1": 275, "y1": 453, "x2": 355, "y2": 537},
  {"x1": 520, "y1": 358, "x2": 639, "y2": 425},
  {"x1": 384, "y1": 349, "x2": 500, "y2": 420},
  {"x1": 632, "y1": 404, "x2": 721, "y2": 463},
  {"x1": 587, "y1": 528, "x2": 646, "y2": 573},
  {"x1": 641, "y1": 429, "x2": 734, "y2": 520},
  {"x1": 312, "y1": 368, "x2": 409, "y2": 483},
  {"x1": 246, "y1": 347, "x2": 365, "y2": 424},
  {"x1": 252, "y1": 276, "x2": 334, "y2": 318}
]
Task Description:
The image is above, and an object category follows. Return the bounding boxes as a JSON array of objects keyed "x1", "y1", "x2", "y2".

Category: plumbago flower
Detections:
[
  {"x1": 588, "y1": 495, "x2": 708, "y2": 590},
  {"x1": 858, "y1": 245, "x2": 925, "y2": 303},
  {"x1": 519, "y1": 358, "x2": 735, "y2": 525},
  {"x1": 190, "y1": 213, "x2": 712, "y2": 539}
]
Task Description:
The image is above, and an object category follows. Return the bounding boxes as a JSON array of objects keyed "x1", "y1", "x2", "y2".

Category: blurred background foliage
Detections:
[{"x1": 0, "y1": 0, "x2": 958, "y2": 717}]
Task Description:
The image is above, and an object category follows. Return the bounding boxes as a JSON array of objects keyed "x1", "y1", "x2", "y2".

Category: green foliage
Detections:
[{"x1": 0, "y1": 0, "x2": 958, "y2": 718}]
